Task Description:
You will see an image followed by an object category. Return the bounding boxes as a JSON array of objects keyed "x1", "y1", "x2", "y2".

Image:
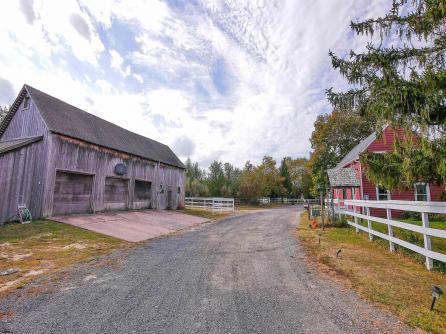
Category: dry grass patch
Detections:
[
  {"x1": 297, "y1": 212, "x2": 446, "y2": 334},
  {"x1": 236, "y1": 203, "x2": 289, "y2": 211},
  {"x1": 182, "y1": 208, "x2": 232, "y2": 220},
  {"x1": 0, "y1": 220, "x2": 130, "y2": 298}
]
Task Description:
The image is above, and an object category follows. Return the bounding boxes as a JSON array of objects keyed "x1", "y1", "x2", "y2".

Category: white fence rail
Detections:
[
  {"x1": 185, "y1": 197, "x2": 234, "y2": 213},
  {"x1": 334, "y1": 199, "x2": 446, "y2": 270}
]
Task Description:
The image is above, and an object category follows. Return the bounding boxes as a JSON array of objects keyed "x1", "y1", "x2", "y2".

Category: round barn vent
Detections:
[{"x1": 114, "y1": 163, "x2": 127, "y2": 176}]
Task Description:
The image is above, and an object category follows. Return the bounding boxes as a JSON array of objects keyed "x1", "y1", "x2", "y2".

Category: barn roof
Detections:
[
  {"x1": 1, "y1": 85, "x2": 185, "y2": 169},
  {"x1": 334, "y1": 132, "x2": 376, "y2": 170},
  {"x1": 327, "y1": 168, "x2": 360, "y2": 188},
  {"x1": 0, "y1": 136, "x2": 43, "y2": 155}
]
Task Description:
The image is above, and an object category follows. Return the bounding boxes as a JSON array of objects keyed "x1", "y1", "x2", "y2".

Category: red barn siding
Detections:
[{"x1": 334, "y1": 126, "x2": 445, "y2": 218}]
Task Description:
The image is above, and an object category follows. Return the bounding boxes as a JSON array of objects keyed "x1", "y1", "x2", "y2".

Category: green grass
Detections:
[
  {"x1": 0, "y1": 220, "x2": 130, "y2": 297},
  {"x1": 298, "y1": 212, "x2": 446, "y2": 333}
]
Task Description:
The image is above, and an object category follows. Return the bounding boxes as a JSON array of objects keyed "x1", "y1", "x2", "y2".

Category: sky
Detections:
[{"x1": 0, "y1": 0, "x2": 390, "y2": 168}]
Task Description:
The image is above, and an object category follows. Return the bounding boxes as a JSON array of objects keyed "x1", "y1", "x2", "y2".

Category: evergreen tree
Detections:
[
  {"x1": 279, "y1": 157, "x2": 293, "y2": 196},
  {"x1": 328, "y1": 0, "x2": 446, "y2": 187}
]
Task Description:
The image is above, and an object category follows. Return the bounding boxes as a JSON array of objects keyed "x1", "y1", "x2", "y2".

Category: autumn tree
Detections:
[
  {"x1": 308, "y1": 109, "x2": 374, "y2": 194},
  {"x1": 285, "y1": 158, "x2": 314, "y2": 198},
  {"x1": 328, "y1": 0, "x2": 446, "y2": 188},
  {"x1": 239, "y1": 156, "x2": 285, "y2": 202}
]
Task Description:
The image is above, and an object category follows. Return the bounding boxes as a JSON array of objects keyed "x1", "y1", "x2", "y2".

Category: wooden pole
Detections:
[{"x1": 320, "y1": 190, "x2": 325, "y2": 231}]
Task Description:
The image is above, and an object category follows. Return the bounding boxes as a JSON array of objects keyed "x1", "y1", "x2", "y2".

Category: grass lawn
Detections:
[
  {"x1": 354, "y1": 216, "x2": 446, "y2": 272},
  {"x1": 0, "y1": 220, "x2": 130, "y2": 297},
  {"x1": 297, "y1": 212, "x2": 446, "y2": 334}
]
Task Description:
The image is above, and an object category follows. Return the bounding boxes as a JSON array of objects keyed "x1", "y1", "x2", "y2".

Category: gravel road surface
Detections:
[{"x1": 1, "y1": 208, "x2": 415, "y2": 333}]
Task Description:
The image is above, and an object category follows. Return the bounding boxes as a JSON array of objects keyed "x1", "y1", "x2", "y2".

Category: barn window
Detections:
[
  {"x1": 342, "y1": 188, "x2": 347, "y2": 199},
  {"x1": 414, "y1": 183, "x2": 429, "y2": 201},
  {"x1": 177, "y1": 186, "x2": 181, "y2": 194},
  {"x1": 376, "y1": 185, "x2": 390, "y2": 200},
  {"x1": 23, "y1": 96, "x2": 30, "y2": 109}
]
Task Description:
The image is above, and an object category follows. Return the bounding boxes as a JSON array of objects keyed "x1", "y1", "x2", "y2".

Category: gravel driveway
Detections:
[{"x1": 1, "y1": 207, "x2": 415, "y2": 333}]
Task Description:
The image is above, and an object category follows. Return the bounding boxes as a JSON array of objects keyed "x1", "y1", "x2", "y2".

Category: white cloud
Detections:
[
  {"x1": 0, "y1": 0, "x2": 392, "y2": 168},
  {"x1": 0, "y1": 0, "x2": 104, "y2": 64}
]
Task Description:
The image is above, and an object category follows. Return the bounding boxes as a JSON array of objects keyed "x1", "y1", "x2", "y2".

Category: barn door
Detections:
[
  {"x1": 104, "y1": 177, "x2": 128, "y2": 211},
  {"x1": 53, "y1": 171, "x2": 93, "y2": 216}
]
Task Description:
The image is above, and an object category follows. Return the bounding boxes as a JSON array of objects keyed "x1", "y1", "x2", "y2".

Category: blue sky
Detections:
[{"x1": 0, "y1": 0, "x2": 389, "y2": 167}]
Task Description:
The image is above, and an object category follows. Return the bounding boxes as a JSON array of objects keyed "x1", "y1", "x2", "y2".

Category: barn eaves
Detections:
[{"x1": 0, "y1": 136, "x2": 43, "y2": 155}]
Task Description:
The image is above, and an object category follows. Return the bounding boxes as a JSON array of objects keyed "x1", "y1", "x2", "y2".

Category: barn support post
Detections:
[
  {"x1": 422, "y1": 212, "x2": 433, "y2": 270},
  {"x1": 331, "y1": 187, "x2": 335, "y2": 224}
]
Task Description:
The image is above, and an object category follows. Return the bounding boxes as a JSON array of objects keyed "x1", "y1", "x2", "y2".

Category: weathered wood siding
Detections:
[
  {"x1": 0, "y1": 140, "x2": 46, "y2": 222},
  {"x1": 42, "y1": 134, "x2": 185, "y2": 216},
  {"x1": 1, "y1": 96, "x2": 47, "y2": 140},
  {"x1": 0, "y1": 97, "x2": 51, "y2": 223}
]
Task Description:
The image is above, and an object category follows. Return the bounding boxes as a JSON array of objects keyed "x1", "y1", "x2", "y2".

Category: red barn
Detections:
[{"x1": 329, "y1": 127, "x2": 444, "y2": 216}]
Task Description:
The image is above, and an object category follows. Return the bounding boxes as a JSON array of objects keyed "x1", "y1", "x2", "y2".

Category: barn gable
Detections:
[{"x1": 0, "y1": 86, "x2": 49, "y2": 141}]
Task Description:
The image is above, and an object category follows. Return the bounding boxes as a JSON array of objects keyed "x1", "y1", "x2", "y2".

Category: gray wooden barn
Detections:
[{"x1": 0, "y1": 85, "x2": 185, "y2": 223}]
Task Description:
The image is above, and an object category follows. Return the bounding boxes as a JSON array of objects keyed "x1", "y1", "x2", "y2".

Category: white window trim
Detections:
[
  {"x1": 414, "y1": 182, "x2": 430, "y2": 201},
  {"x1": 376, "y1": 186, "x2": 390, "y2": 201}
]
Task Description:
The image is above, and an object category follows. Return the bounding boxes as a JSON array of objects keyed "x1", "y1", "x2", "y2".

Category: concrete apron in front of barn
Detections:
[{"x1": 51, "y1": 210, "x2": 209, "y2": 242}]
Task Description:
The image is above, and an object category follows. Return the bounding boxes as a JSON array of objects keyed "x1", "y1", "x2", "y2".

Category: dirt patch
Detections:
[{"x1": 63, "y1": 243, "x2": 87, "y2": 250}]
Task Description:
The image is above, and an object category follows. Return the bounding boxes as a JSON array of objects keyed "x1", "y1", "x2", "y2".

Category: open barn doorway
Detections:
[{"x1": 134, "y1": 180, "x2": 152, "y2": 209}]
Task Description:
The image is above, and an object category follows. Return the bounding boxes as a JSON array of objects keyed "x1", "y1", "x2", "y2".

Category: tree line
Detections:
[{"x1": 185, "y1": 157, "x2": 313, "y2": 202}]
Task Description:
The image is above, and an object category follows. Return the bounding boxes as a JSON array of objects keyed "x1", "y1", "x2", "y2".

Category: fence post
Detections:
[
  {"x1": 366, "y1": 206, "x2": 373, "y2": 241},
  {"x1": 386, "y1": 207, "x2": 395, "y2": 252},
  {"x1": 353, "y1": 203, "x2": 359, "y2": 233},
  {"x1": 337, "y1": 197, "x2": 342, "y2": 220},
  {"x1": 421, "y1": 212, "x2": 433, "y2": 270}
]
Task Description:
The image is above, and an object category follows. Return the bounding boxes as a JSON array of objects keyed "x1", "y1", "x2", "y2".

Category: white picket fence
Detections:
[
  {"x1": 333, "y1": 199, "x2": 446, "y2": 270},
  {"x1": 185, "y1": 197, "x2": 234, "y2": 213},
  {"x1": 258, "y1": 197, "x2": 271, "y2": 204}
]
